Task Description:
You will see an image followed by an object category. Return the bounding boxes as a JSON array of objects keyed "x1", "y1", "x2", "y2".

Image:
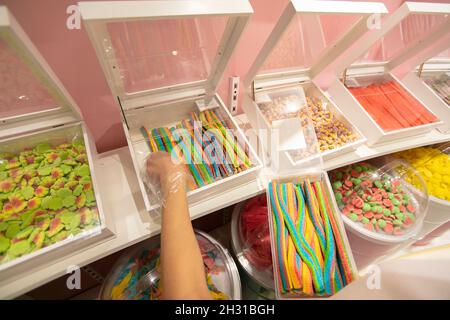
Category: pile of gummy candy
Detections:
[{"x1": 0, "y1": 141, "x2": 100, "y2": 264}]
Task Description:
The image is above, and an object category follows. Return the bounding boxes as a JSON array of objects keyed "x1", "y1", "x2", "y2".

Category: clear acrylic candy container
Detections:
[
  {"x1": 329, "y1": 159, "x2": 429, "y2": 270},
  {"x1": 231, "y1": 196, "x2": 275, "y2": 294},
  {"x1": 100, "y1": 230, "x2": 241, "y2": 300},
  {"x1": 393, "y1": 143, "x2": 450, "y2": 241}
]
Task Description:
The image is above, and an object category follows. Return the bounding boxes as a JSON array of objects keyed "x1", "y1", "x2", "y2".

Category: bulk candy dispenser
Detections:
[
  {"x1": 328, "y1": 2, "x2": 447, "y2": 145},
  {"x1": 394, "y1": 143, "x2": 450, "y2": 241},
  {"x1": 253, "y1": 88, "x2": 358, "y2": 299},
  {"x1": 242, "y1": 0, "x2": 388, "y2": 166},
  {"x1": 328, "y1": 159, "x2": 429, "y2": 270},
  {"x1": 397, "y1": 10, "x2": 450, "y2": 134},
  {"x1": 79, "y1": 0, "x2": 262, "y2": 212},
  {"x1": 0, "y1": 6, "x2": 114, "y2": 276},
  {"x1": 100, "y1": 230, "x2": 241, "y2": 300},
  {"x1": 231, "y1": 196, "x2": 275, "y2": 298}
]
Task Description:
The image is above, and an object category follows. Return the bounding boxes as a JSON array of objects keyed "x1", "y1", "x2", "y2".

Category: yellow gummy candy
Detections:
[{"x1": 396, "y1": 147, "x2": 450, "y2": 201}]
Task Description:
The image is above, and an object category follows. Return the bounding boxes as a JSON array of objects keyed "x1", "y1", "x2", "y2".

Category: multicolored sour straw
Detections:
[
  {"x1": 140, "y1": 109, "x2": 253, "y2": 190},
  {"x1": 268, "y1": 179, "x2": 355, "y2": 297}
]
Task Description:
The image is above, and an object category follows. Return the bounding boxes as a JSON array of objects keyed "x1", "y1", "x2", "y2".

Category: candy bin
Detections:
[
  {"x1": 79, "y1": 0, "x2": 262, "y2": 213},
  {"x1": 394, "y1": 143, "x2": 450, "y2": 240},
  {"x1": 242, "y1": 0, "x2": 382, "y2": 167},
  {"x1": 384, "y1": 3, "x2": 450, "y2": 134},
  {"x1": 100, "y1": 230, "x2": 241, "y2": 300},
  {"x1": 231, "y1": 195, "x2": 275, "y2": 299},
  {"x1": 266, "y1": 172, "x2": 358, "y2": 299},
  {"x1": 0, "y1": 6, "x2": 113, "y2": 277},
  {"x1": 327, "y1": 2, "x2": 448, "y2": 145},
  {"x1": 328, "y1": 159, "x2": 429, "y2": 270}
]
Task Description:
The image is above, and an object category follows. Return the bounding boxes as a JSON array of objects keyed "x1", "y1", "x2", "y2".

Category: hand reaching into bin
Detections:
[{"x1": 145, "y1": 152, "x2": 212, "y2": 300}]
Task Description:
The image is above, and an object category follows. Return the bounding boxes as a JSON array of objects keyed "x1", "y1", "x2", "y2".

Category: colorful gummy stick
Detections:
[
  {"x1": 140, "y1": 109, "x2": 253, "y2": 191},
  {"x1": 268, "y1": 179, "x2": 354, "y2": 297}
]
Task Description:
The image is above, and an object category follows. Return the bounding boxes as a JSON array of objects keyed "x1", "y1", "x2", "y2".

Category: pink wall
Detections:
[{"x1": 0, "y1": 0, "x2": 445, "y2": 153}]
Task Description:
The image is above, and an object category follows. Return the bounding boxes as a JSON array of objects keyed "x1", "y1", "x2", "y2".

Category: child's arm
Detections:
[{"x1": 146, "y1": 152, "x2": 211, "y2": 300}]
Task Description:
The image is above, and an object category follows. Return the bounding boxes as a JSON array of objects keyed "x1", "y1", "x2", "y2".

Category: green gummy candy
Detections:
[
  {"x1": 349, "y1": 213, "x2": 358, "y2": 221},
  {"x1": 355, "y1": 165, "x2": 363, "y2": 173},
  {"x1": 61, "y1": 212, "x2": 81, "y2": 230},
  {"x1": 392, "y1": 199, "x2": 400, "y2": 206},
  {"x1": 333, "y1": 181, "x2": 343, "y2": 190},
  {"x1": 57, "y1": 188, "x2": 72, "y2": 199},
  {"x1": 85, "y1": 190, "x2": 95, "y2": 204},
  {"x1": 15, "y1": 226, "x2": 34, "y2": 240},
  {"x1": 73, "y1": 185, "x2": 83, "y2": 197},
  {"x1": 0, "y1": 171, "x2": 7, "y2": 180},
  {"x1": 38, "y1": 166, "x2": 52, "y2": 176},
  {"x1": 407, "y1": 213, "x2": 416, "y2": 222},
  {"x1": 60, "y1": 165, "x2": 72, "y2": 175},
  {"x1": 388, "y1": 193, "x2": 395, "y2": 200},
  {"x1": 63, "y1": 195, "x2": 76, "y2": 208},
  {"x1": 392, "y1": 207, "x2": 400, "y2": 214},
  {"x1": 0, "y1": 222, "x2": 8, "y2": 232},
  {"x1": 48, "y1": 197, "x2": 63, "y2": 210},
  {"x1": 76, "y1": 165, "x2": 90, "y2": 177},
  {"x1": 53, "y1": 230, "x2": 68, "y2": 241},
  {"x1": 335, "y1": 172, "x2": 343, "y2": 180},
  {"x1": 374, "y1": 180, "x2": 383, "y2": 188},
  {"x1": 47, "y1": 218, "x2": 64, "y2": 237},
  {"x1": 0, "y1": 236, "x2": 10, "y2": 253},
  {"x1": 393, "y1": 219, "x2": 403, "y2": 226},
  {"x1": 362, "y1": 203, "x2": 371, "y2": 212},
  {"x1": 8, "y1": 240, "x2": 30, "y2": 257},
  {"x1": 5, "y1": 224, "x2": 21, "y2": 239},
  {"x1": 384, "y1": 181, "x2": 391, "y2": 190},
  {"x1": 35, "y1": 143, "x2": 52, "y2": 154},
  {"x1": 79, "y1": 176, "x2": 91, "y2": 185},
  {"x1": 378, "y1": 219, "x2": 387, "y2": 228},
  {"x1": 361, "y1": 217, "x2": 370, "y2": 224},
  {"x1": 32, "y1": 231, "x2": 45, "y2": 249},
  {"x1": 22, "y1": 186, "x2": 35, "y2": 200},
  {"x1": 383, "y1": 209, "x2": 391, "y2": 216},
  {"x1": 396, "y1": 212, "x2": 405, "y2": 221}
]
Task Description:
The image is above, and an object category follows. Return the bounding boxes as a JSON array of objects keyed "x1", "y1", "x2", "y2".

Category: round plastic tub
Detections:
[
  {"x1": 100, "y1": 230, "x2": 241, "y2": 300},
  {"x1": 390, "y1": 144, "x2": 450, "y2": 242},
  {"x1": 329, "y1": 160, "x2": 428, "y2": 270},
  {"x1": 231, "y1": 198, "x2": 275, "y2": 299}
]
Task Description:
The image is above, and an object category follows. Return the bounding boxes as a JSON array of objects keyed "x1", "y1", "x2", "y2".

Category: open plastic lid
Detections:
[
  {"x1": 79, "y1": 0, "x2": 253, "y2": 111},
  {"x1": 0, "y1": 6, "x2": 81, "y2": 138},
  {"x1": 255, "y1": 85, "x2": 323, "y2": 176},
  {"x1": 244, "y1": 0, "x2": 387, "y2": 90},
  {"x1": 336, "y1": 2, "x2": 450, "y2": 75},
  {"x1": 330, "y1": 160, "x2": 429, "y2": 244}
]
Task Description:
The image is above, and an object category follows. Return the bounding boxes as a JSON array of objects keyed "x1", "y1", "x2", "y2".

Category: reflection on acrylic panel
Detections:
[
  {"x1": 106, "y1": 17, "x2": 228, "y2": 94},
  {"x1": 0, "y1": 36, "x2": 58, "y2": 119},
  {"x1": 260, "y1": 14, "x2": 360, "y2": 74},
  {"x1": 359, "y1": 13, "x2": 448, "y2": 64}
]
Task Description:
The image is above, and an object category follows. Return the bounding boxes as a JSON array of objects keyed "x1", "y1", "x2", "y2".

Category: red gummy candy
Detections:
[
  {"x1": 383, "y1": 199, "x2": 393, "y2": 207},
  {"x1": 364, "y1": 223, "x2": 374, "y2": 231},
  {"x1": 364, "y1": 212, "x2": 374, "y2": 219},
  {"x1": 352, "y1": 197, "x2": 364, "y2": 208},
  {"x1": 399, "y1": 205, "x2": 406, "y2": 213},
  {"x1": 351, "y1": 170, "x2": 359, "y2": 177},
  {"x1": 344, "y1": 180, "x2": 353, "y2": 187},
  {"x1": 407, "y1": 204, "x2": 415, "y2": 213},
  {"x1": 374, "y1": 213, "x2": 383, "y2": 219},
  {"x1": 384, "y1": 223, "x2": 394, "y2": 234}
]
